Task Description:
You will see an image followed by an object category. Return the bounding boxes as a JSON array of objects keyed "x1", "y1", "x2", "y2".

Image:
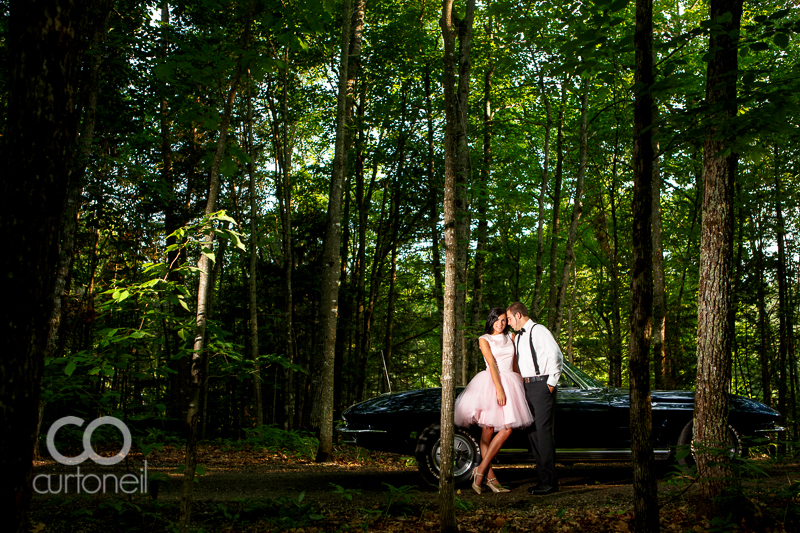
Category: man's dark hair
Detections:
[{"x1": 507, "y1": 301, "x2": 529, "y2": 317}]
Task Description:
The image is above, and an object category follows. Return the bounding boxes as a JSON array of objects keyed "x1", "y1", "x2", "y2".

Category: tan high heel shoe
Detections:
[
  {"x1": 471, "y1": 468, "x2": 485, "y2": 494},
  {"x1": 486, "y1": 477, "x2": 510, "y2": 493}
]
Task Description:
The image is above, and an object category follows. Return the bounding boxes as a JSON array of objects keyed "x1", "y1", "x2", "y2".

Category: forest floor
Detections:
[{"x1": 28, "y1": 442, "x2": 800, "y2": 533}]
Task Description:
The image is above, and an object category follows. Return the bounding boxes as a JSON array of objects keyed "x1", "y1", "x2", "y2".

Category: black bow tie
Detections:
[{"x1": 518, "y1": 328, "x2": 525, "y2": 334}]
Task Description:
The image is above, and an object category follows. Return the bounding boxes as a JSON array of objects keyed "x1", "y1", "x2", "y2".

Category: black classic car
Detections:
[{"x1": 338, "y1": 361, "x2": 784, "y2": 485}]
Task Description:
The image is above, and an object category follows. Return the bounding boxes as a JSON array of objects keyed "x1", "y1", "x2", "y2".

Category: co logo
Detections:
[{"x1": 46, "y1": 416, "x2": 132, "y2": 466}]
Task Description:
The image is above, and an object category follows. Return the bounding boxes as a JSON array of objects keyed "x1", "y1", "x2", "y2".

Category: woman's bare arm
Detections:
[{"x1": 479, "y1": 337, "x2": 506, "y2": 406}]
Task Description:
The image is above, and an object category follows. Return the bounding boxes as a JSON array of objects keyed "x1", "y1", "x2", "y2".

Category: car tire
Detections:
[
  {"x1": 415, "y1": 424, "x2": 481, "y2": 486},
  {"x1": 675, "y1": 420, "x2": 742, "y2": 473}
]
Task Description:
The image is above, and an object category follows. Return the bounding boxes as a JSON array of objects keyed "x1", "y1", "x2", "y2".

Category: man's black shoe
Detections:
[{"x1": 528, "y1": 484, "x2": 558, "y2": 495}]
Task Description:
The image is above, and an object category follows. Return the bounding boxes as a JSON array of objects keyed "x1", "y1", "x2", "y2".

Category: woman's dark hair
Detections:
[{"x1": 483, "y1": 307, "x2": 510, "y2": 335}]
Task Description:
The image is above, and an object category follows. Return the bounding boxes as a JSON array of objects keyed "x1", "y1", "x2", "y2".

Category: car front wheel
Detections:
[{"x1": 415, "y1": 424, "x2": 481, "y2": 486}]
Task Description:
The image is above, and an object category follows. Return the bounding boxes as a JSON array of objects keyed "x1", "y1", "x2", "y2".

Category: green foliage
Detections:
[
  {"x1": 239, "y1": 425, "x2": 319, "y2": 458},
  {"x1": 379, "y1": 483, "x2": 419, "y2": 517},
  {"x1": 241, "y1": 493, "x2": 325, "y2": 532},
  {"x1": 330, "y1": 482, "x2": 362, "y2": 501}
]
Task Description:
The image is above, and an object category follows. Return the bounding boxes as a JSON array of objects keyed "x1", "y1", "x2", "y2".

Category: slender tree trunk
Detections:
[
  {"x1": 652, "y1": 105, "x2": 667, "y2": 391},
  {"x1": 383, "y1": 187, "x2": 400, "y2": 392},
  {"x1": 552, "y1": 85, "x2": 587, "y2": 339},
  {"x1": 546, "y1": 89, "x2": 566, "y2": 328},
  {"x1": 453, "y1": 4, "x2": 475, "y2": 387},
  {"x1": 1, "y1": 1, "x2": 87, "y2": 530},
  {"x1": 246, "y1": 70, "x2": 263, "y2": 426},
  {"x1": 382, "y1": 90, "x2": 408, "y2": 392},
  {"x1": 629, "y1": 0, "x2": 659, "y2": 529},
  {"x1": 754, "y1": 227, "x2": 771, "y2": 406},
  {"x1": 694, "y1": 0, "x2": 743, "y2": 510},
  {"x1": 471, "y1": 57, "x2": 494, "y2": 377},
  {"x1": 353, "y1": 91, "x2": 375, "y2": 403},
  {"x1": 180, "y1": 3, "x2": 252, "y2": 528},
  {"x1": 665, "y1": 169, "x2": 702, "y2": 390},
  {"x1": 439, "y1": 1, "x2": 467, "y2": 529},
  {"x1": 314, "y1": 0, "x2": 361, "y2": 462},
  {"x1": 773, "y1": 146, "x2": 789, "y2": 424},
  {"x1": 533, "y1": 70, "x2": 551, "y2": 321},
  {"x1": 425, "y1": 65, "x2": 444, "y2": 342},
  {"x1": 358, "y1": 180, "x2": 389, "y2": 400},
  {"x1": 267, "y1": 50, "x2": 297, "y2": 430}
]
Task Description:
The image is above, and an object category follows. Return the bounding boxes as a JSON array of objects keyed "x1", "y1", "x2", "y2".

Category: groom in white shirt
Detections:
[{"x1": 507, "y1": 302, "x2": 563, "y2": 495}]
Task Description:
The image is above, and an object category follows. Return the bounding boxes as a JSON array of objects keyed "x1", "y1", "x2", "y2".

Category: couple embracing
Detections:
[{"x1": 454, "y1": 302, "x2": 564, "y2": 495}]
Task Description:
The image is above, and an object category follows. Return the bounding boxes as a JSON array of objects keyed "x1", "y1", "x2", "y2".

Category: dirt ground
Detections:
[{"x1": 28, "y1": 445, "x2": 800, "y2": 532}]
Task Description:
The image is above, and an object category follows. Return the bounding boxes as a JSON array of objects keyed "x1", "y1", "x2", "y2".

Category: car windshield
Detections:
[{"x1": 564, "y1": 361, "x2": 605, "y2": 389}]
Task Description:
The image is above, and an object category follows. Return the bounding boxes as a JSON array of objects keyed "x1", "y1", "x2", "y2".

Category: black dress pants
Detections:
[{"x1": 524, "y1": 380, "x2": 557, "y2": 486}]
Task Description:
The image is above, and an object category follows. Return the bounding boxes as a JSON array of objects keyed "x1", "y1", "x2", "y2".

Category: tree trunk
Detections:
[
  {"x1": 453, "y1": 5, "x2": 475, "y2": 387},
  {"x1": 382, "y1": 90, "x2": 408, "y2": 392},
  {"x1": 773, "y1": 146, "x2": 789, "y2": 431},
  {"x1": 280, "y1": 54, "x2": 297, "y2": 429},
  {"x1": 425, "y1": 65, "x2": 444, "y2": 349},
  {"x1": 754, "y1": 226, "x2": 771, "y2": 406},
  {"x1": 552, "y1": 85, "x2": 587, "y2": 339},
  {"x1": 179, "y1": 3, "x2": 252, "y2": 528},
  {"x1": 314, "y1": 0, "x2": 361, "y2": 462},
  {"x1": 694, "y1": 0, "x2": 743, "y2": 510},
  {"x1": 36, "y1": 0, "x2": 114, "y2": 456},
  {"x1": 533, "y1": 70, "x2": 551, "y2": 321},
  {"x1": 439, "y1": 1, "x2": 470, "y2": 529},
  {"x1": 245, "y1": 69, "x2": 263, "y2": 426},
  {"x1": 471, "y1": 57, "x2": 494, "y2": 378},
  {"x1": 546, "y1": 89, "x2": 566, "y2": 329},
  {"x1": 1, "y1": 1, "x2": 87, "y2": 530},
  {"x1": 353, "y1": 92, "x2": 378, "y2": 404},
  {"x1": 358, "y1": 180, "x2": 389, "y2": 400},
  {"x1": 651, "y1": 104, "x2": 667, "y2": 391},
  {"x1": 629, "y1": 0, "x2": 659, "y2": 529},
  {"x1": 383, "y1": 188, "x2": 400, "y2": 392}
]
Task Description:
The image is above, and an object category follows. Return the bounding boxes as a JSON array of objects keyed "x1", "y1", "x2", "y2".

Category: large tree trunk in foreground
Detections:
[
  {"x1": 694, "y1": 0, "x2": 743, "y2": 511},
  {"x1": 1, "y1": 1, "x2": 87, "y2": 531},
  {"x1": 629, "y1": 0, "x2": 659, "y2": 530}
]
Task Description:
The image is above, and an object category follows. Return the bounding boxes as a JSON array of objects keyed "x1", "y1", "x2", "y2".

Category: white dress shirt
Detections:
[{"x1": 516, "y1": 318, "x2": 563, "y2": 388}]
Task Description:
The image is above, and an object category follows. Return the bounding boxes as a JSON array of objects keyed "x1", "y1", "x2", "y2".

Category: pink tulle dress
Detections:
[{"x1": 454, "y1": 333, "x2": 534, "y2": 430}]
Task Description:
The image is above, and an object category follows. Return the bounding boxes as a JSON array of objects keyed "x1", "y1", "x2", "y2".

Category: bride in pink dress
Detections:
[{"x1": 454, "y1": 307, "x2": 533, "y2": 493}]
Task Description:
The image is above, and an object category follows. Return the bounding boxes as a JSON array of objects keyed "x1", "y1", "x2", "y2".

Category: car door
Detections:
[{"x1": 554, "y1": 371, "x2": 616, "y2": 449}]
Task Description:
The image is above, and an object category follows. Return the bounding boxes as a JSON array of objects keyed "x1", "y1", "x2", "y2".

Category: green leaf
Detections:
[
  {"x1": 219, "y1": 155, "x2": 238, "y2": 177},
  {"x1": 773, "y1": 32, "x2": 789, "y2": 48},
  {"x1": 65, "y1": 360, "x2": 77, "y2": 376},
  {"x1": 749, "y1": 42, "x2": 770, "y2": 52},
  {"x1": 609, "y1": 0, "x2": 628, "y2": 12}
]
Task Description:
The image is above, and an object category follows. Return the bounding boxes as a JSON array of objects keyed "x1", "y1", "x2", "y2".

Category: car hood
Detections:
[
  {"x1": 344, "y1": 387, "x2": 461, "y2": 416},
  {"x1": 602, "y1": 387, "x2": 780, "y2": 417}
]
